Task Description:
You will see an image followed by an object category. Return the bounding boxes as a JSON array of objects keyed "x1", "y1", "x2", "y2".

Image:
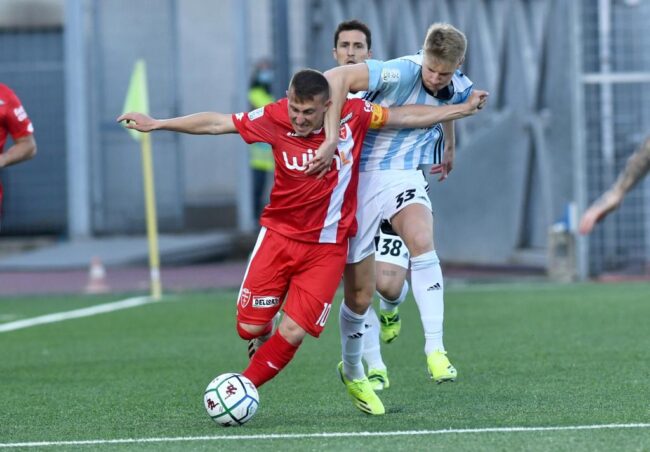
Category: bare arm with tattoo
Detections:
[{"x1": 579, "y1": 136, "x2": 650, "y2": 234}]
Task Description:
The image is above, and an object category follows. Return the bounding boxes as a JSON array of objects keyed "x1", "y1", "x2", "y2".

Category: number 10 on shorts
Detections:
[{"x1": 316, "y1": 303, "x2": 332, "y2": 327}]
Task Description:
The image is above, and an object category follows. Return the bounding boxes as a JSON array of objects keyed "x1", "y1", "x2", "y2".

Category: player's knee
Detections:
[
  {"x1": 376, "y1": 278, "x2": 403, "y2": 301},
  {"x1": 277, "y1": 315, "x2": 306, "y2": 346},
  {"x1": 344, "y1": 287, "x2": 373, "y2": 312},
  {"x1": 406, "y1": 230, "x2": 434, "y2": 256},
  {"x1": 343, "y1": 279, "x2": 374, "y2": 312},
  {"x1": 236, "y1": 321, "x2": 265, "y2": 340}
]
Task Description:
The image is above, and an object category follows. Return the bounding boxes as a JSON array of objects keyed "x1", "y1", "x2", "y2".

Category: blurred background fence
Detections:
[{"x1": 0, "y1": 0, "x2": 649, "y2": 279}]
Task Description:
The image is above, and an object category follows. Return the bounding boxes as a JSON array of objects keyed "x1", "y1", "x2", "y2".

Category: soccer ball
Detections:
[{"x1": 204, "y1": 373, "x2": 259, "y2": 426}]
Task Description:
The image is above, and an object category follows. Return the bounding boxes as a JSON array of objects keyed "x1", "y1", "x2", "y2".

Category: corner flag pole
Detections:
[{"x1": 122, "y1": 59, "x2": 162, "y2": 300}]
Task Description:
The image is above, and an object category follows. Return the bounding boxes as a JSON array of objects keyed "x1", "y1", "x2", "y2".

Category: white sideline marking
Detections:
[
  {"x1": 0, "y1": 296, "x2": 153, "y2": 333},
  {"x1": 1, "y1": 423, "x2": 649, "y2": 448}
]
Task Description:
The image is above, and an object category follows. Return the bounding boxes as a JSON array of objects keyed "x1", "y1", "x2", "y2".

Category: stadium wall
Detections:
[
  {"x1": 304, "y1": 0, "x2": 650, "y2": 277},
  {"x1": 3, "y1": 0, "x2": 649, "y2": 277}
]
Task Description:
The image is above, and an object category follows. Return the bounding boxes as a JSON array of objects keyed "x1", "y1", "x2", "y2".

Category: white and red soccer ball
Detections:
[{"x1": 204, "y1": 373, "x2": 259, "y2": 426}]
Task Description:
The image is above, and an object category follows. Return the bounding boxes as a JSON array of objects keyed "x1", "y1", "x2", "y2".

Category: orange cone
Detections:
[{"x1": 85, "y1": 256, "x2": 110, "y2": 294}]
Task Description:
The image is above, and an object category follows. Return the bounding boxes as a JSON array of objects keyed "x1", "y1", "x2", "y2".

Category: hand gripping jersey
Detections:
[
  {"x1": 360, "y1": 53, "x2": 473, "y2": 171},
  {"x1": 0, "y1": 83, "x2": 34, "y2": 205},
  {"x1": 233, "y1": 98, "x2": 388, "y2": 244}
]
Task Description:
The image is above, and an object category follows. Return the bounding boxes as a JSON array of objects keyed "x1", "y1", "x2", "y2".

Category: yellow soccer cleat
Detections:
[
  {"x1": 379, "y1": 309, "x2": 401, "y2": 343},
  {"x1": 337, "y1": 362, "x2": 385, "y2": 415},
  {"x1": 427, "y1": 350, "x2": 457, "y2": 383},
  {"x1": 368, "y1": 368, "x2": 390, "y2": 391}
]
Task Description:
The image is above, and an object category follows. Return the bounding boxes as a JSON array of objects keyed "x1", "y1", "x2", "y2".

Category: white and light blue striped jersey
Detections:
[{"x1": 359, "y1": 53, "x2": 473, "y2": 171}]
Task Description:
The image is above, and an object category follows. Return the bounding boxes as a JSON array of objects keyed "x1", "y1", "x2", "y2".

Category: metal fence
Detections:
[
  {"x1": 303, "y1": 0, "x2": 650, "y2": 278},
  {"x1": 581, "y1": 0, "x2": 650, "y2": 276},
  {"x1": 305, "y1": 0, "x2": 579, "y2": 269},
  {"x1": 2, "y1": 0, "x2": 649, "y2": 277},
  {"x1": 89, "y1": 0, "x2": 184, "y2": 234}
]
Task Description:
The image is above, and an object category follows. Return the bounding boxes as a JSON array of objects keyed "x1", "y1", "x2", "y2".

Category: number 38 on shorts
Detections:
[{"x1": 374, "y1": 227, "x2": 410, "y2": 269}]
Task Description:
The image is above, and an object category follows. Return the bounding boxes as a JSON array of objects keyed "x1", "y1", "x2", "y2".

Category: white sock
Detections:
[
  {"x1": 362, "y1": 308, "x2": 386, "y2": 371},
  {"x1": 379, "y1": 280, "x2": 409, "y2": 312},
  {"x1": 339, "y1": 301, "x2": 368, "y2": 380},
  {"x1": 410, "y1": 250, "x2": 444, "y2": 355}
]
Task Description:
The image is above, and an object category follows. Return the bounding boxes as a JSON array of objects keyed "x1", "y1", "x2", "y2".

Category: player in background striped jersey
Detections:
[
  {"x1": 332, "y1": 19, "x2": 414, "y2": 392},
  {"x1": 323, "y1": 23, "x2": 487, "y2": 405}
]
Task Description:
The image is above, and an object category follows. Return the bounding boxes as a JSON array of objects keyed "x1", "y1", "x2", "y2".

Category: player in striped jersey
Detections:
[
  {"x1": 324, "y1": 23, "x2": 488, "y2": 398},
  {"x1": 119, "y1": 68, "x2": 486, "y2": 415},
  {"x1": 333, "y1": 19, "x2": 412, "y2": 392}
]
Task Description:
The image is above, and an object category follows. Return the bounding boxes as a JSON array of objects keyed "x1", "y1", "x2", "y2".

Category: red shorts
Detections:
[{"x1": 237, "y1": 227, "x2": 347, "y2": 337}]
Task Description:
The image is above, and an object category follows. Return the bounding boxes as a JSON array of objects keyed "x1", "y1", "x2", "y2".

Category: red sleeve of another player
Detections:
[
  {"x1": 4, "y1": 87, "x2": 33, "y2": 139},
  {"x1": 232, "y1": 102, "x2": 278, "y2": 146}
]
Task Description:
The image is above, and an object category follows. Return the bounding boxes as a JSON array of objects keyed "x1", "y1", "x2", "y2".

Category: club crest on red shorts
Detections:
[{"x1": 239, "y1": 288, "x2": 251, "y2": 308}]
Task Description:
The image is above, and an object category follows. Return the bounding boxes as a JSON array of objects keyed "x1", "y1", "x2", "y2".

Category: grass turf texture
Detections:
[{"x1": 1, "y1": 282, "x2": 649, "y2": 450}]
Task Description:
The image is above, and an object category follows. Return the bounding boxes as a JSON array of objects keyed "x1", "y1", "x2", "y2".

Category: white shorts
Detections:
[
  {"x1": 374, "y1": 221, "x2": 410, "y2": 269},
  {"x1": 348, "y1": 169, "x2": 431, "y2": 264}
]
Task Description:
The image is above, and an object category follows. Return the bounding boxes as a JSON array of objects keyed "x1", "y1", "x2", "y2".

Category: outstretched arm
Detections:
[
  {"x1": 384, "y1": 90, "x2": 488, "y2": 129},
  {"x1": 117, "y1": 111, "x2": 237, "y2": 135},
  {"x1": 394, "y1": 90, "x2": 488, "y2": 182},
  {"x1": 579, "y1": 136, "x2": 650, "y2": 234},
  {"x1": 306, "y1": 64, "x2": 371, "y2": 177}
]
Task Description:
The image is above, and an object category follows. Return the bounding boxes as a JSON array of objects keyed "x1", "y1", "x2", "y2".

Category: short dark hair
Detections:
[
  {"x1": 333, "y1": 19, "x2": 372, "y2": 50},
  {"x1": 288, "y1": 69, "x2": 330, "y2": 102}
]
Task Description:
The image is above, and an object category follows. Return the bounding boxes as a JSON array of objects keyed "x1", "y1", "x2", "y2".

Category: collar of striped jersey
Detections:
[{"x1": 422, "y1": 81, "x2": 454, "y2": 100}]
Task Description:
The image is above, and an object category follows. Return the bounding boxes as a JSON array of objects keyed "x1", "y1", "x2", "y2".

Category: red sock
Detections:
[{"x1": 242, "y1": 331, "x2": 300, "y2": 388}]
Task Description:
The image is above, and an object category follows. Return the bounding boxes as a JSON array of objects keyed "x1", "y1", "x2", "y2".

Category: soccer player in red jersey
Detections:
[
  {"x1": 118, "y1": 69, "x2": 484, "y2": 413},
  {"x1": 0, "y1": 83, "x2": 37, "y2": 225}
]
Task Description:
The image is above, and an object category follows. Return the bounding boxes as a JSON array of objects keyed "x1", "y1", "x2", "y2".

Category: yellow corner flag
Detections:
[
  {"x1": 122, "y1": 59, "x2": 162, "y2": 300},
  {"x1": 122, "y1": 59, "x2": 150, "y2": 141}
]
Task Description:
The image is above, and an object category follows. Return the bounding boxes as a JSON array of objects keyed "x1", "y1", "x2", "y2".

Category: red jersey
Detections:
[
  {"x1": 0, "y1": 84, "x2": 33, "y2": 153},
  {"x1": 233, "y1": 98, "x2": 388, "y2": 244},
  {"x1": 0, "y1": 83, "x2": 34, "y2": 204}
]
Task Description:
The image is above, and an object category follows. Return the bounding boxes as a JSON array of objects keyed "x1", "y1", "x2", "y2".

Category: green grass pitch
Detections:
[{"x1": 1, "y1": 282, "x2": 649, "y2": 451}]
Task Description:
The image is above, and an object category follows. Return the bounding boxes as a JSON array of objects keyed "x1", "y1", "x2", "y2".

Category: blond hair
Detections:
[{"x1": 423, "y1": 23, "x2": 467, "y2": 64}]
